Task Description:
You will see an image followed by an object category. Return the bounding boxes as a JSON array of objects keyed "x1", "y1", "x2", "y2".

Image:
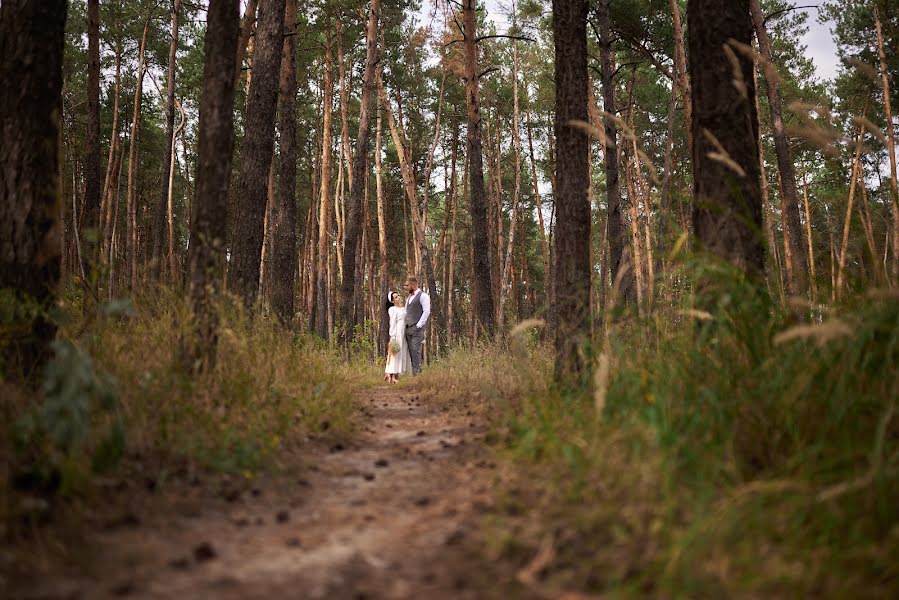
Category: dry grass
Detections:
[
  {"x1": 424, "y1": 269, "x2": 899, "y2": 598},
  {"x1": 1, "y1": 288, "x2": 371, "y2": 540}
]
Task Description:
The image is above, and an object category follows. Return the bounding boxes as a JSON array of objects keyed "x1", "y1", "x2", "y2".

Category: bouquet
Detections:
[{"x1": 388, "y1": 338, "x2": 402, "y2": 356}]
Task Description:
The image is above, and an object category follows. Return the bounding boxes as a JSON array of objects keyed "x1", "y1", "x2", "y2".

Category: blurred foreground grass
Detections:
[{"x1": 421, "y1": 264, "x2": 899, "y2": 598}]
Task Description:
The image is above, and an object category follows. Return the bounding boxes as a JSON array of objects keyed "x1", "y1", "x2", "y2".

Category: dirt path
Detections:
[{"x1": 14, "y1": 385, "x2": 511, "y2": 599}]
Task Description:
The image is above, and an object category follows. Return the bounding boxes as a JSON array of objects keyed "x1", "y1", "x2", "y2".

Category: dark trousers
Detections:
[{"x1": 405, "y1": 324, "x2": 424, "y2": 375}]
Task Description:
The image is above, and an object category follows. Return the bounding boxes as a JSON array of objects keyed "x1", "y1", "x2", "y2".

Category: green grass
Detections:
[
  {"x1": 1, "y1": 287, "x2": 372, "y2": 532},
  {"x1": 421, "y1": 261, "x2": 899, "y2": 598}
]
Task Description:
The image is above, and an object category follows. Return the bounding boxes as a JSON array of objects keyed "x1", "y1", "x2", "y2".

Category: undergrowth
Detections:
[
  {"x1": 1, "y1": 287, "x2": 371, "y2": 537},
  {"x1": 422, "y1": 261, "x2": 899, "y2": 598}
]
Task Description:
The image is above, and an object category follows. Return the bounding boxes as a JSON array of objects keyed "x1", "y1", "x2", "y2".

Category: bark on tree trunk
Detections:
[
  {"x1": 375, "y1": 109, "x2": 390, "y2": 354},
  {"x1": 314, "y1": 30, "x2": 334, "y2": 338},
  {"x1": 525, "y1": 108, "x2": 550, "y2": 285},
  {"x1": 750, "y1": 0, "x2": 807, "y2": 296},
  {"x1": 873, "y1": 4, "x2": 899, "y2": 283},
  {"x1": 552, "y1": 0, "x2": 591, "y2": 386},
  {"x1": 688, "y1": 0, "x2": 764, "y2": 274},
  {"x1": 83, "y1": 0, "x2": 102, "y2": 275},
  {"x1": 186, "y1": 0, "x2": 240, "y2": 372},
  {"x1": 338, "y1": 0, "x2": 380, "y2": 349},
  {"x1": 669, "y1": 0, "x2": 693, "y2": 158},
  {"x1": 0, "y1": 0, "x2": 67, "y2": 381},
  {"x1": 235, "y1": 0, "x2": 259, "y2": 88},
  {"x1": 229, "y1": 0, "x2": 286, "y2": 307},
  {"x1": 462, "y1": 0, "x2": 496, "y2": 338},
  {"x1": 126, "y1": 16, "x2": 152, "y2": 292},
  {"x1": 270, "y1": 0, "x2": 299, "y2": 326},
  {"x1": 597, "y1": 0, "x2": 634, "y2": 306},
  {"x1": 499, "y1": 40, "x2": 523, "y2": 331},
  {"x1": 152, "y1": 0, "x2": 182, "y2": 282},
  {"x1": 837, "y1": 122, "x2": 865, "y2": 297}
]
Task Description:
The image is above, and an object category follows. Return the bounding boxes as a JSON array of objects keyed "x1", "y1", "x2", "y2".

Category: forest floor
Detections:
[{"x1": 9, "y1": 384, "x2": 532, "y2": 599}]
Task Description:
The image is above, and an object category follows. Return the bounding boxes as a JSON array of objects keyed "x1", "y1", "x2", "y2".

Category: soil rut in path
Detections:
[{"x1": 15, "y1": 385, "x2": 507, "y2": 599}]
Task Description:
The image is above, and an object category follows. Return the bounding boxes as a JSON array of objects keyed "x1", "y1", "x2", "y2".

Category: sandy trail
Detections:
[{"x1": 14, "y1": 385, "x2": 509, "y2": 599}]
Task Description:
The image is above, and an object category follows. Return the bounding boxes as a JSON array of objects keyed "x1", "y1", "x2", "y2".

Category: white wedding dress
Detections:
[{"x1": 385, "y1": 306, "x2": 412, "y2": 375}]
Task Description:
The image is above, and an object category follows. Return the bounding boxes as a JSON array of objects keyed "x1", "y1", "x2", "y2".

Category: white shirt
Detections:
[{"x1": 406, "y1": 288, "x2": 431, "y2": 329}]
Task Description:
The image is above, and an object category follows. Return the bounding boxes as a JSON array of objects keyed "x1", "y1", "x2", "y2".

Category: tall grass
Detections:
[
  {"x1": 2, "y1": 288, "x2": 370, "y2": 531},
  {"x1": 424, "y1": 260, "x2": 899, "y2": 598}
]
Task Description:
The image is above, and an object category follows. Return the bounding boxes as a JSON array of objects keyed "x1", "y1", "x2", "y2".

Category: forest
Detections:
[{"x1": 1, "y1": 0, "x2": 897, "y2": 597}]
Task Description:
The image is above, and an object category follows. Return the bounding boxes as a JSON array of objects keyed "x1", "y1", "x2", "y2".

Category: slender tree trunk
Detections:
[
  {"x1": 83, "y1": 0, "x2": 102, "y2": 275},
  {"x1": 837, "y1": 122, "x2": 866, "y2": 296},
  {"x1": 126, "y1": 17, "x2": 152, "y2": 292},
  {"x1": 669, "y1": 0, "x2": 693, "y2": 158},
  {"x1": 552, "y1": 0, "x2": 590, "y2": 386},
  {"x1": 525, "y1": 108, "x2": 550, "y2": 284},
  {"x1": 0, "y1": 0, "x2": 67, "y2": 380},
  {"x1": 235, "y1": 0, "x2": 259, "y2": 87},
  {"x1": 230, "y1": 0, "x2": 285, "y2": 306},
  {"x1": 269, "y1": 0, "x2": 298, "y2": 325},
  {"x1": 597, "y1": 0, "x2": 634, "y2": 306},
  {"x1": 462, "y1": 0, "x2": 496, "y2": 337},
  {"x1": 688, "y1": 0, "x2": 764, "y2": 273},
  {"x1": 750, "y1": 0, "x2": 807, "y2": 295},
  {"x1": 153, "y1": 0, "x2": 183, "y2": 281},
  {"x1": 754, "y1": 49, "x2": 784, "y2": 295},
  {"x1": 857, "y1": 165, "x2": 881, "y2": 283},
  {"x1": 873, "y1": 4, "x2": 899, "y2": 283},
  {"x1": 447, "y1": 130, "x2": 462, "y2": 347},
  {"x1": 378, "y1": 76, "x2": 444, "y2": 352},
  {"x1": 167, "y1": 98, "x2": 186, "y2": 281},
  {"x1": 338, "y1": 0, "x2": 380, "y2": 348},
  {"x1": 801, "y1": 167, "x2": 818, "y2": 301},
  {"x1": 314, "y1": 29, "x2": 334, "y2": 338},
  {"x1": 499, "y1": 40, "x2": 523, "y2": 331},
  {"x1": 375, "y1": 109, "x2": 390, "y2": 353},
  {"x1": 655, "y1": 86, "x2": 677, "y2": 305},
  {"x1": 101, "y1": 32, "x2": 123, "y2": 266},
  {"x1": 186, "y1": 0, "x2": 240, "y2": 371}
]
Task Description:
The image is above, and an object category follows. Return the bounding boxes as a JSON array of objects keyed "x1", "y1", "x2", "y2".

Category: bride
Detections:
[{"x1": 384, "y1": 292, "x2": 412, "y2": 383}]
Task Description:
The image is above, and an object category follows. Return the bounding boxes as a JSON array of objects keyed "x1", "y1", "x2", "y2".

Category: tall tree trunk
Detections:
[
  {"x1": 669, "y1": 0, "x2": 693, "y2": 158},
  {"x1": 167, "y1": 98, "x2": 186, "y2": 281},
  {"x1": 857, "y1": 164, "x2": 881, "y2": 283},
  {"x1": 462, "y1": 0, "x2": 496, "y2": 337},
  {"x1": 525, "y1": 108, "x2": 550, "y2": 285},
  {"x1": 101, "y1": 32, "x2": 123, "y2": 267},
  {"x1": 229, "y1": 0, "x2": 285, "y2": 306},
  {"x1": 83, "y1": 0, "x2": 102, "y2": 275},
  {"x1": 378, "y1": 76, "x2": 444, "y2": 352},
  {"x1": 754, "y1": 48, "x2": 784, "y2": 295},
  {"x1": 552, "y1": 0, "x2": 590, "y2": 386},
  {"x1": 750, "y1": 0, "x2": 807, "y2": 296},
  {"x1": 597, "y1": 0, "x2": 634, "y2": 306},
  {"x1": 873, "y1": 4, "x2": 899, "y2": 283},
  {"x1": 0, "y1": 0, "x2": 67, "y2": 381},
  {"x1": 186, "y1": 0, "x2": 239, "y2": 371},
  {"x1": 126, "y1": 16, "x2": 152, "y2": 292},
  {"x1": 499, "y1": 40, "x2": 523, "y2": 331},
  {"x1": 338, "y1": 0, "x2": 380, "y2": 348},
  {"x1": 837, "y1": 122, "x2": 865, "y2": 297},
  {"x1": 800, "y1": 167, "x2": 818, "y2": 301},
  {"x1": 270, "y1": 0, "x2": 298, "y2": 325},
  {"x1": 688, "y1": 0, "x2": 764, "y2": 273},
  {"x1": 235, "y1": 0, "x2": 259, "y2": 87},
  {"x1": 314, "y1": 29, "x2": 334, "y2": 338},
  {"x1": 375, "y1": 109, "x2": 390, "y2": 354},
  {"x1": 152, "y1": 0, "x2": 182, "y2": 282}
]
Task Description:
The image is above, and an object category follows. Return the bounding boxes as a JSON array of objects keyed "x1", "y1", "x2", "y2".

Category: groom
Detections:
[{"x1": 403, "y1": 276, "x2": 430, "y2": 376}]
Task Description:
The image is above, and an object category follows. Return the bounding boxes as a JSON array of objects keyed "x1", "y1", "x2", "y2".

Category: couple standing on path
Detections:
[{"x1": 384, "y1": 276, "x2": 431, "y2": 383}]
